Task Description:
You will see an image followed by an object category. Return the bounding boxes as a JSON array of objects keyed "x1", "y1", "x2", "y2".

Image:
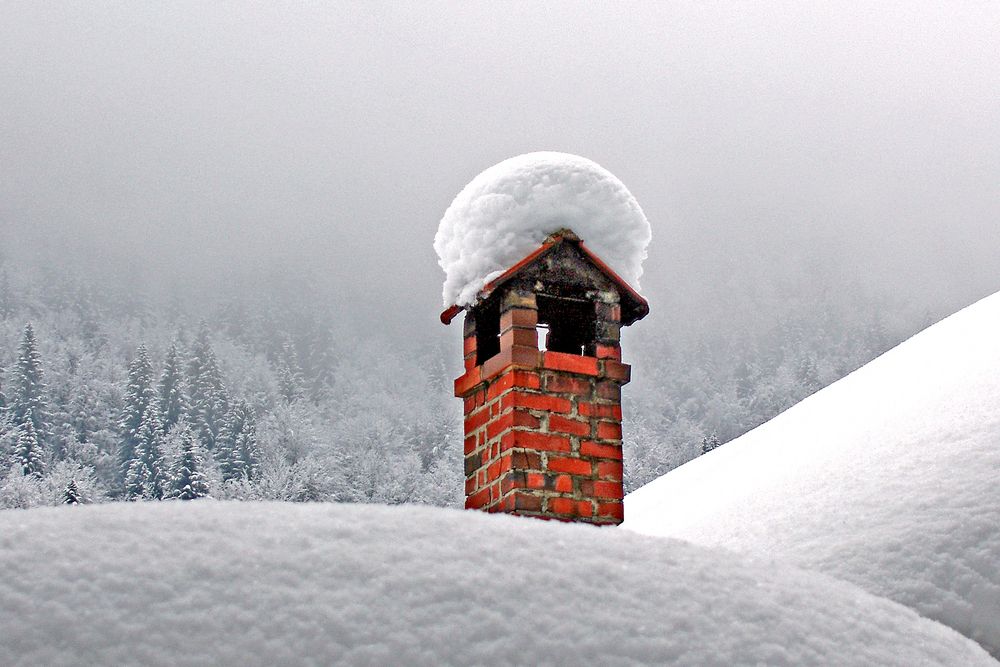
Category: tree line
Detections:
[{"x1": 0, "y1": 258, "x2": 932, "y2": 507}]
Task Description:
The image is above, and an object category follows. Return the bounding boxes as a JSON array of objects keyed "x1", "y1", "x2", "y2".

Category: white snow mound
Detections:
[
  {"x1": 2, "y1": 502, "x2": 994, "y2": 666},
  {"x1": 435, "y1": 152, "x2": 651, "y2": 307},
  {"x1": 625, "y1": 290, "x2": 1000, "y2": 658}
]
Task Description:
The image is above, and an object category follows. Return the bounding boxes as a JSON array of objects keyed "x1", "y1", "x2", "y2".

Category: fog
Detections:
[{"x1": 2, "y1": 1, "x2": 998, "y2": 344}]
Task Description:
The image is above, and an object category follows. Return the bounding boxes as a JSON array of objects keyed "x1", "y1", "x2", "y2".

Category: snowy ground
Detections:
[
  {"x1": 625, "y1": 290, "x2": 1000, "y2": 658},
  {"x1": 1, "y1": 501, "x2": 993, "y2": 667}
]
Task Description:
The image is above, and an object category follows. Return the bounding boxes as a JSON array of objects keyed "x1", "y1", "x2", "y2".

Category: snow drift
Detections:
[
  {"x1": 625, "y1": 290, "x2": 1000, "y2": 657},
  {"x1": 1, "y1": 502, "x2": 993, "y2": 667},
  {"x1": 434, "y1": 152, "x2": 651, "y2": 307}
]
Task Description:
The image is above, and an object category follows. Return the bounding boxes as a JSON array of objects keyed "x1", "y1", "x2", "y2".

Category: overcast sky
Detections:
[{"x1": 2, "y1": 1, "x2": 998, "y2": 341}]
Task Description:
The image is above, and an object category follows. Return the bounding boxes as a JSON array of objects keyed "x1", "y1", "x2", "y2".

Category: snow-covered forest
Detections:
[{"x1": 0, "y1": 253, "x2": 927, "y2": 509}]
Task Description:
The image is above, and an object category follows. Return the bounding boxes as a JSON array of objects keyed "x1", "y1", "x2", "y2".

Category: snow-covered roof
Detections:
[
  {"x1": 434, "y1": 152, "x2": 651, "y2": 308},
  {"x1": 624, "y1": 290, "x2": 1000, "y2": 658},
  {"x1": 0, "y1": 501, "x2": 993, "y2": 666}
]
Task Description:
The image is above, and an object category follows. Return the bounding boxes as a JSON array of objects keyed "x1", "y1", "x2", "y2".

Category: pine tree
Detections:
[
  {"x1": 63, "y1": 479, "x2": 81, "y2": 505},
  {"x1": 0, "y1": 362, "x2": 7, "y2": 412},
  {"x1": 218, "y1": 400, "x2": 259, "y2": 482},
  {"x1": 158, "y1": 341, "x2": 188, "y2": 432},
  {"x1": 796, "y1": 354, "x2": 821, "y2": 394},
  {"x1": 276, "y1": 339, "x2": 304, "y2": 404},
  {"x1": 124, "y1": 405, "x2": 166, "y2": 500},
  {"x1": 119, "y1": 344, "x2": 156, "y2": 481},
  {"x1": 170, "y1": 427, "x2": 210, "y2": 500},
  {"x1": 11, "y1": 323, "x2": 48, "y2": 438},
  {"x1": 701, "y1": 432, "x2": 721, "y2": 455},
  {"x1": 14, "y1": 413, "x2": 45, "y2": 477},
  {"x1": 187, "y1": 324, "x2": 230, "y2": 451}
]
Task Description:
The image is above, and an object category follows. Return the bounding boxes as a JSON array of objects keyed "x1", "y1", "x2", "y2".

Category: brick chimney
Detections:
[{"x1": 441, "y1": 230, "x2": 649, "y2": 525}]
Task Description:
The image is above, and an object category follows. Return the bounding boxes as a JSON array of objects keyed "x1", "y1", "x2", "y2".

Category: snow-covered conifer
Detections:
[
  {"x1": 169, "y1": 426, "x2": 209, "y2": 500},
  {"x1": 701, "y1": 433, "x2": 721, "y2": 455},
  {"x1": 276, "y1": 339, "x2": 304, "y2": 404},
  {"x1": 218, "y1": 400, "x2": 259, "y2": 482},
  {"x1": 187, "y1": 324, "x2": 230, "y2": 451},
  {"x1": 0, "y1": 362, "x2": 7, "y2": 412},
  {"x1": 124, "y1": 405, "x2": 166, "y2": 500},
  {"x1": 119, "y1": 344, "x2": 156, "y2": 481},
  {"x1": 158, "y1": 341, "x2": 188, "y2": 432},
  {"x1": 14, "y1": 414, "x2": 45, "y2": 477},
  {"x1": 11, "y1": 323, "x2": 48, "y2": 439},
  {"x1": 63, "y1": 479, "x2": 81, "y2": 505}
]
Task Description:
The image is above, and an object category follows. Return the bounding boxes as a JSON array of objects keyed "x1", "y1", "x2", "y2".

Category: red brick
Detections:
[
  {"x1": 511, "y1": 370, "x2": 542, "y2": 390},
  {"x1": 487, "y1": 459, "x2": 501, "y2": 481},
  {"x1": 526, "y1": 472, "x2": 546, "y2": 489},
  {"x1": 548, "y1": 497, "x2": 577, "y2": 515},
  {"x1": 545, "y1": 374, "x2": 592, "y2": 396},
  {"x1": 595, "y1": 344, "x2": 621, "y2": 361},
  {"x1": 579, "y1": 479, "x2": 593, "y2": 496},
  {"x1": 602, "y1": 360, "x2": 631, "y2": 382},
  {"x1": 501, "y1": 431, "x2": 572, "y2": 453},
  {"x1": 466, "y1": 487, "x2": 490, "y2": 509},
  {"x1": 486, "y1": 410, "x2": 541, "y2": 441},
  {"x1": 596, "y1": 461, "x2": 623, "y2": 481},
  {"x1": 500, "y1": 327, "x2": 538, "y2": 350},
  {"x1": 486, "y1": 372, "x2": 516, "y2": 400},
  {"x1": 596, "y1": 501, "x2": 624, "y2": 521},
  {"x1": 581, "y1": 441, "x2": 623, "y2": 460},
  {"x1": 463, "y1": 407, "x2": 490, "y2": 434},
  {"x1": 463, "y1": 436, "x2": 477, "y2": 455},
  {"x1": 511, "y1": 451, "x2": 543, "y2": 470},
  {"x1": 543, "y1": 351, "x2": 599, "y2": 376},
  {"x1": 465, "y1": 477, "x2": 477, "y2": 495},
  {"x1": 498, "y1": 455, "x2": 513, "y2": 474},
  {"x1": 454, "y1": 367, "x2": 483, "y2": 397},
  {"x1": 513, "y1": 492, "x2": 542, "y2": 512},
  {"x1": 509, "y1": 344, "x2": 540, "y2": 368},
  {"x1": 481, "y1": 349, "x2": 510, "y2": 380},
  {"x1": 464, "y1": 455, "x2": 481, "y2": 477},
  {"x1": 500, "y1": 307, "x2": 537, "y2": 331},
  {"x1": 485, "y1": 369, "x2": 540, "y2": 398},
  {"x1": 596, "y1": 421, "x2": 622, "y2": 441},
  {"x1": 593, "y1": 481, "x2": 623, "y2": 500},
  {"x1": 547, "y1": 456, "x2": 592, "y2": 476},
  {"x1": 595, "y1": 380, "x2": 621, "y2": 401},
  {"x1": 554, "y1": 475, "x2": 574, "y2": 493},
  {"x1": 548, "y1": 414, "x2": 591, "y2": 437},
  {"x1": 577, "y1": 500, "x2": 594, "y2": 517},
  {"x1": 501, "y1": 471, "x2": 525, "y2": 494},
  {"x1": 490, "y1": 481, "x2": 501, "y2": 502},
  {"x1": 578, "y1": 402, "x2": 622, "y2": 420},
  {"x1": 500, "y1": 391, "x2": 572, "y2": 414}
]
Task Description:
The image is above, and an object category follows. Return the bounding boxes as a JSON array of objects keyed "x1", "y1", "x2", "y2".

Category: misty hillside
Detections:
[
  {"x1": 0, "y1": 257, "x2": 928, "y2": 508},
  {"x1": 1, "y1": 501, "x2": 995, "y2": 667},
  {"x1": 626, "y1": 289, "x2": 1000, "y2": 657}
]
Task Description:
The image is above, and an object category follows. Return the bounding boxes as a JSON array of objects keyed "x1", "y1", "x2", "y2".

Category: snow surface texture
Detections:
[
  {"x1": 625, "y1": 290, "x2": 1000, "y2": 658},
  {"x1": 435, "y1": 152, "x2": 651, "y2": 307},
  {"x1": 2, "y1": 503, "x2": 993, "y2": 667}
]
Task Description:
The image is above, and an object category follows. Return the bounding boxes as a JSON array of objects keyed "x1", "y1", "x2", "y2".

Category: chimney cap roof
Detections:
[{"x1": 440, "y1": 229, "x2": 649, "y2": 326}]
